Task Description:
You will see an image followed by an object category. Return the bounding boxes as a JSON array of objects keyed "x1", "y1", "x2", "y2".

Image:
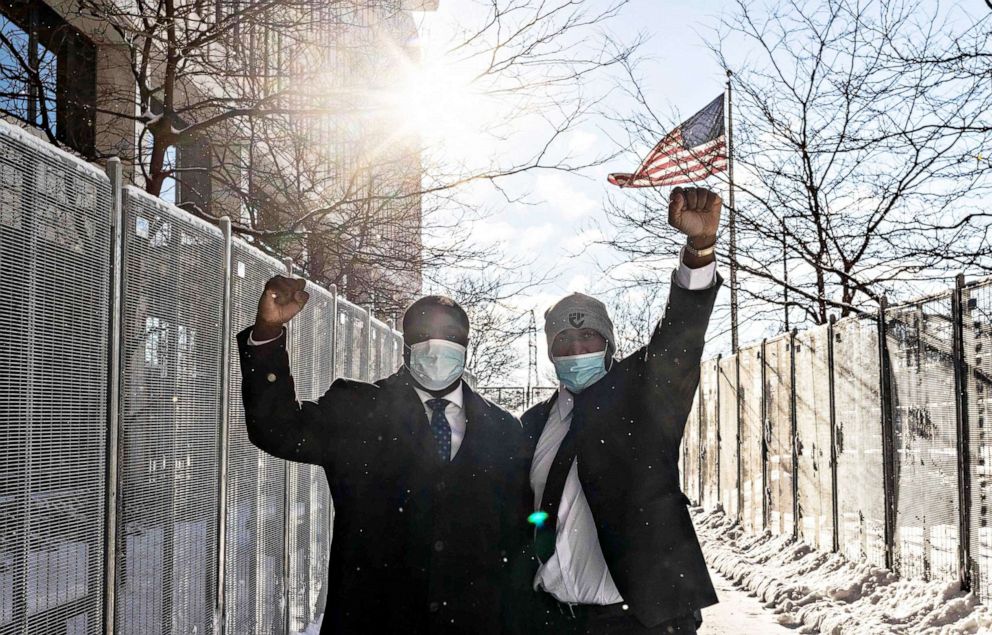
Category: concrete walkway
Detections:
[{"x1": 699, "y1": 570, "x2": 797, "y2": 634}]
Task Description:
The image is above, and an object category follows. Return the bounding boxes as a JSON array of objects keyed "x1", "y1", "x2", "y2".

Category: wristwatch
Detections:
[{"x1": 684, "y1": 238, "x2": 716, "y2": 258}]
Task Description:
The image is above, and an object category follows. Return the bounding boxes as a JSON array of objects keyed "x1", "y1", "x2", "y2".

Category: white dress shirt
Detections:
[
  {"x1": 245, "y1": 329, "x2": 467, "y2": 459},
  {"x1": 412, "y1": 384, "x2": 467, "y2": 460},
  {"x1": 531, "y1": 256, "x2": 717, "y2": 605}
]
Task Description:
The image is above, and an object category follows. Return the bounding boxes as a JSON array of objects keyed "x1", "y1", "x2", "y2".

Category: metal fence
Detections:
[
  {"x1": 0, "y1": 119, "x2": 424, "y2": 634},
  {"x1": 476, "y1": 386, "x2": 557, "y2": 414},
  {"x1": 683, "y1": 274, "x2": 992, "y2": 600}
]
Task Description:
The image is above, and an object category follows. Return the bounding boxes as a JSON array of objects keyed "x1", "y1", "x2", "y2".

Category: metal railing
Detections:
[
  {"x1": 0, "y1": 118, "x2": 448, "y2": 634},
  {"x1": 683, "y1": 274, "x2": 992, "y2": 600},
  {"x1": 477, "y1": 386, "x2": 558, "y2": 414}
]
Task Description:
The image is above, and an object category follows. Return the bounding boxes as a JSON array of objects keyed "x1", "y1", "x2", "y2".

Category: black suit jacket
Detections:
[
  {"x1": 236, "y1": 326, "x2": 530, "y2": 634},
  {"x1": 520, "y1": 273, "x2": 722, "y2": 628}
]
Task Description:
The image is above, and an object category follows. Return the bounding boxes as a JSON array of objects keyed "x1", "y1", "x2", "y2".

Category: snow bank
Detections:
[
  {"x1": 693, "y1": 507, "x2": 992, "y2": 634},
  {"x1": 291, "y1": 613, "x2": 323, "y2": 635}
]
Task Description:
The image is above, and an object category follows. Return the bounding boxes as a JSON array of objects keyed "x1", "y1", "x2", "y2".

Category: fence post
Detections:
[
  {"x1": 282, "y1": 256, "x2": 294, "y2": 635},
  {"x1": 733, "y1": 354, "x2": 744, "y2": 523},
  {"x1": 715, "y1": 353, "x2": 722, "y2": 514},
  {"x1": 682, "y1": 410, "x2": 689, "y2": 494},
  {"x1": 213, "y1": 217, "x2": 234, "y2": 634},
  {"x1": 877, "y1": 295, "x2": 897, "y2": 571},
  {"x1": 103, "y1": 156, "x2": 124, "y2": 635},
  {"x1": 953, "y1": 273, "x2": 973, "y2": 591},
  {"x1": 697, "y1": 379, "x2": 705, "y2": 507},
  {"x1": 387, "y1": 317, "x2": 395, "y2": 372},
  {"x1": 330, "y1": 285, "x2": 339, "y2": 378},
  {"x1": 760, "y1": 338, "x2": 768, "y2": 530},
  {"x1": 366, "y1": 305, "x2": 374, "y2": 381},
  {"x1": 789, "y1": 328, "x2": 799, "y2": 541},
  {"x1": 326, "y1": 285, "x2": 340, "y2": 594},
  {"x1": 827, "y1": 314, "x2": 840, "y2": 553}
]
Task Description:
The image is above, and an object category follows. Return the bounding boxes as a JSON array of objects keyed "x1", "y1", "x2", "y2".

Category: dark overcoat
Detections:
[
  {"x1": 520, "y1": 274, "x2": 723, "y2": 628},
  {"x1": 236, "y1": 326, "x2": 531, "y2": 634}
]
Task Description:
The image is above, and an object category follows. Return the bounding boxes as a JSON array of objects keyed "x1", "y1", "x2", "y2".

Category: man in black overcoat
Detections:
[
  {"x1": 520, "y1": 186, "x2": 723, "y2": 634},
  {"x1": 236, "y1": 289, "x2": 530, "y2": 634}
]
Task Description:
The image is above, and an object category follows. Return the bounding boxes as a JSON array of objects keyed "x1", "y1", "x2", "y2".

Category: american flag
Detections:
[{"x1": 608, "y1": 93, "x2": 727, "y2": 188}]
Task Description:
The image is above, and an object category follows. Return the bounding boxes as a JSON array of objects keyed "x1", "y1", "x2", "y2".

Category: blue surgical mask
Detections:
[
  {"x1": 407, "y1": 339, "x2": 467, "y2": 391},
  {"x1": 552, "y1": 350, "x2": 608, "y2": 393}
]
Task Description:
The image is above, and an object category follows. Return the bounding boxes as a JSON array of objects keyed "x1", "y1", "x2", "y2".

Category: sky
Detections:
[
  {"x1": 406, "y1": 0, "x2": 736, "y2": 384},
  {"x1": 406, "y1": 0, "x2": 988, "y2": 385}
]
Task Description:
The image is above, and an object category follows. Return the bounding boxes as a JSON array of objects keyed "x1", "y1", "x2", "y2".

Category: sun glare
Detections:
[{"x1": 372, "y1": 19, "x2": 506, "y2": 166}]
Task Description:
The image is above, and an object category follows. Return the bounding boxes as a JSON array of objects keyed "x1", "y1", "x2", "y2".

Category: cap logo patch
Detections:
[{"x1": 568, "y1": 312, "x2": 586, "y2": 328}]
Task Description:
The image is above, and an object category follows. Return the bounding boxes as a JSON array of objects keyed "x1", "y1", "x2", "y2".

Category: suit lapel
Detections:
[
  {"x1": 381, "y1": 368, "x2": 439, "y2": 462},
  {"x1": 522, "y1": 391, "x2": 559, "y2": 455},
  {"x1": 453, "y1": 381, "x2": 485, "y2": 465}
]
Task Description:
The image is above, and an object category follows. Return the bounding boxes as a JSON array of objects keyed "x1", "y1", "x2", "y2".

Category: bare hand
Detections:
[
  {"x1": 254, "y1": 276, "x2": 309, "y2": 337},
  {"x1": 668, "y1": 186, "x2": 722, "y2": 247}
]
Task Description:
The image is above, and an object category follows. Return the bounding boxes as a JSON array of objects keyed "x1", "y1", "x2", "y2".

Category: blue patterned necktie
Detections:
[{"x1": 426, "y1": 398, "x2": 452, "y2": 462}]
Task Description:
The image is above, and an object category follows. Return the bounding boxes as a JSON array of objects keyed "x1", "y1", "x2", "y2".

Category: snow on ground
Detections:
[
  {"x1": 701, "y1": 569, "x2": 798, "y2": 634},
  {"x1": 291, "y1": 613, "x2": 322, "y2": 635},
  {"x1": 694, "y1": 507, "x2": 992, "y2": 634}
]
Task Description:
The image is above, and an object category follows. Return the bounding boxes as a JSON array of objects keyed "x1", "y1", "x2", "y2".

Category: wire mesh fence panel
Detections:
[
  {"x1": 368, "y1": 320, "x2": 382, "y2": 381},
  {"x1": 965, "y1": 280, "x2": 992, "y2": 600},
  {"x1": 682, "y1": 388, "x2": 701, "y2": 504},
  {"x1": 285, "y1": 285, "x2": 326, "y2": 632},
  {"x1": 718, "y1": 356, "x2": 739, "y2": 518},
  {"x1": 833, "y1": 316, "x2": 886, "y2": 567},
  {"x1": 117, "y1": 188, "x2": 223, "y2": 634},
  {"x1": 764, "y1": 333, "x2": 794, "y2": 537},
  {"x1": 227, "y1": 242, "x2": 288, "y2": 634},
  {"x1": 886, "y1": 295, "x2": 960, "y2": 582},
  {"x1": 794, "y1": 326, "x2": 834, "y2": 551},
  {"x1": 0, "y1": 122, "x2": 111, "y2": 635},
  {"x1": 371, "y1": 321, "x2": 393, "y2": 381},
  {"x1": 389, "y1": 332, "x2": 403, "y2": 376},
  {"x1": 302, "y1": 285, "x2": 335, "y2": 625},
  {"x1": 336, "y1": 301, "x2": 367, "y2": 380},
  {"x1": 285, "y1": 462, "x2": 311, "y2": 633},
  {"x1": 739, "y1": 344, "x2": 764, "y2": 533},
  {"x1": 700, "y1": 358, "x2": 720, "y2": 508}
]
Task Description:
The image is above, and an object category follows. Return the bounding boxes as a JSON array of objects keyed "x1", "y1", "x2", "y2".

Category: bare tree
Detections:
[
  {"x1": 602, "y1": 0, "x2": 992, "y2": 339},
  {"x1": 607, "y1": 285, "x2": 666, "y2": 358},
  {"x1": 42, "y1": 0, "x2": 638, "y2": 315},
  {"x1": 428, "y1": 269, "x2": 541, "y2": 386}
]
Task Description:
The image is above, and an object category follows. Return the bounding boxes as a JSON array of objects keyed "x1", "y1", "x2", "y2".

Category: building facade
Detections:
[{"x1": 0, "y1": 0, "x2": 434, "y2": 315}]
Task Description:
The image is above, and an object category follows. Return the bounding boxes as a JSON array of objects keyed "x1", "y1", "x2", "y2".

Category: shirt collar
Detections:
[{"x1": 413, "y1": 382, "x2": 464, "y2": 410}]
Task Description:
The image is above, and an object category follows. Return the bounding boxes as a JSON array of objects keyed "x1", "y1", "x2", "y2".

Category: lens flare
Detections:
[{"x1": 528, "y1": 511, "x2": 549, "y2": 527}]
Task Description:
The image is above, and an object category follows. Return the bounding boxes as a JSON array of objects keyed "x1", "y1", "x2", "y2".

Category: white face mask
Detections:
[{"x1": 407, "y1": 339, "x2": 467, "y2": 391}]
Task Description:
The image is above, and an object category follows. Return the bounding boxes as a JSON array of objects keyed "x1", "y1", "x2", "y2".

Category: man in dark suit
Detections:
[
  {"x1": 521, "y1": 186, "x2": 723, "y2": 634},
  {"x1": 237, "y1": 289, "x2": 529, "y2": 634}
]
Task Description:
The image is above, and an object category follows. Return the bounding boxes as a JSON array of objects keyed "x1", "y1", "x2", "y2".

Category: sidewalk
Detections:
[{"x1": 700, "y1": 570, "x2": 797, "y2": 634}]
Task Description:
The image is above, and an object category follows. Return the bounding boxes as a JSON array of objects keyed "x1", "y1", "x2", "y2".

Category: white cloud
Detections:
[
  {"x1": 567, "y1": 129, "x2": 600, "y2": 156},
  {"x1": 519, "y1": 223, "x2": 556, "y2": 251},
  {"x1": 534, "y1": 173, "x2": 599, "y2": 220},
  {"x1": 562, "y1": 227, "x2": 606, "y2": 254}
]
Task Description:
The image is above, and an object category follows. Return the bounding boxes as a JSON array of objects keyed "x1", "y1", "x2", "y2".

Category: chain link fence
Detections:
[
  {"x1": 0, "y1": 119, "x2": 473, "y2": 634},
  {"x1": 684, "y1": 276, "x2": 992, "y2": 600}
]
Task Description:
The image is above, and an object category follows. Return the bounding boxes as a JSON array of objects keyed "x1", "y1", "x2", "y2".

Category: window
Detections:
[{"x1": 0, "y1": 0, "x2": 96, "y2": 156}]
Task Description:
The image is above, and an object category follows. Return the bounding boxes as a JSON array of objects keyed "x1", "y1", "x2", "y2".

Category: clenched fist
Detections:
[
  {"x1": 253, "y1": 275, "x2": 309, "y2": 340},
  {"x1": 669, "y1": 186, "x2": 721, "y2": 246}
]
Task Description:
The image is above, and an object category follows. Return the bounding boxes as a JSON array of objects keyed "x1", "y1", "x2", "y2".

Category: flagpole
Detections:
[{"x1": 726, "y1": 69, "x2": 739, "y2": 352}]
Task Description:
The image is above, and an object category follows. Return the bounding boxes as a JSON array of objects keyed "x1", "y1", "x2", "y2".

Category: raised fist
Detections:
[
  {"x1": 254, "y1": 275, "x2": 309, "y2": 338},
  {"x1": 668, "y1": 186, "x2": 722, "y2": 247}
]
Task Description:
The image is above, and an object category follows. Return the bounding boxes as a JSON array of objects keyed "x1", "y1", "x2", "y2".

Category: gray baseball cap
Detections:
[{"x1": 543, "y1": 292, "x2": 616, "y2": 360}]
